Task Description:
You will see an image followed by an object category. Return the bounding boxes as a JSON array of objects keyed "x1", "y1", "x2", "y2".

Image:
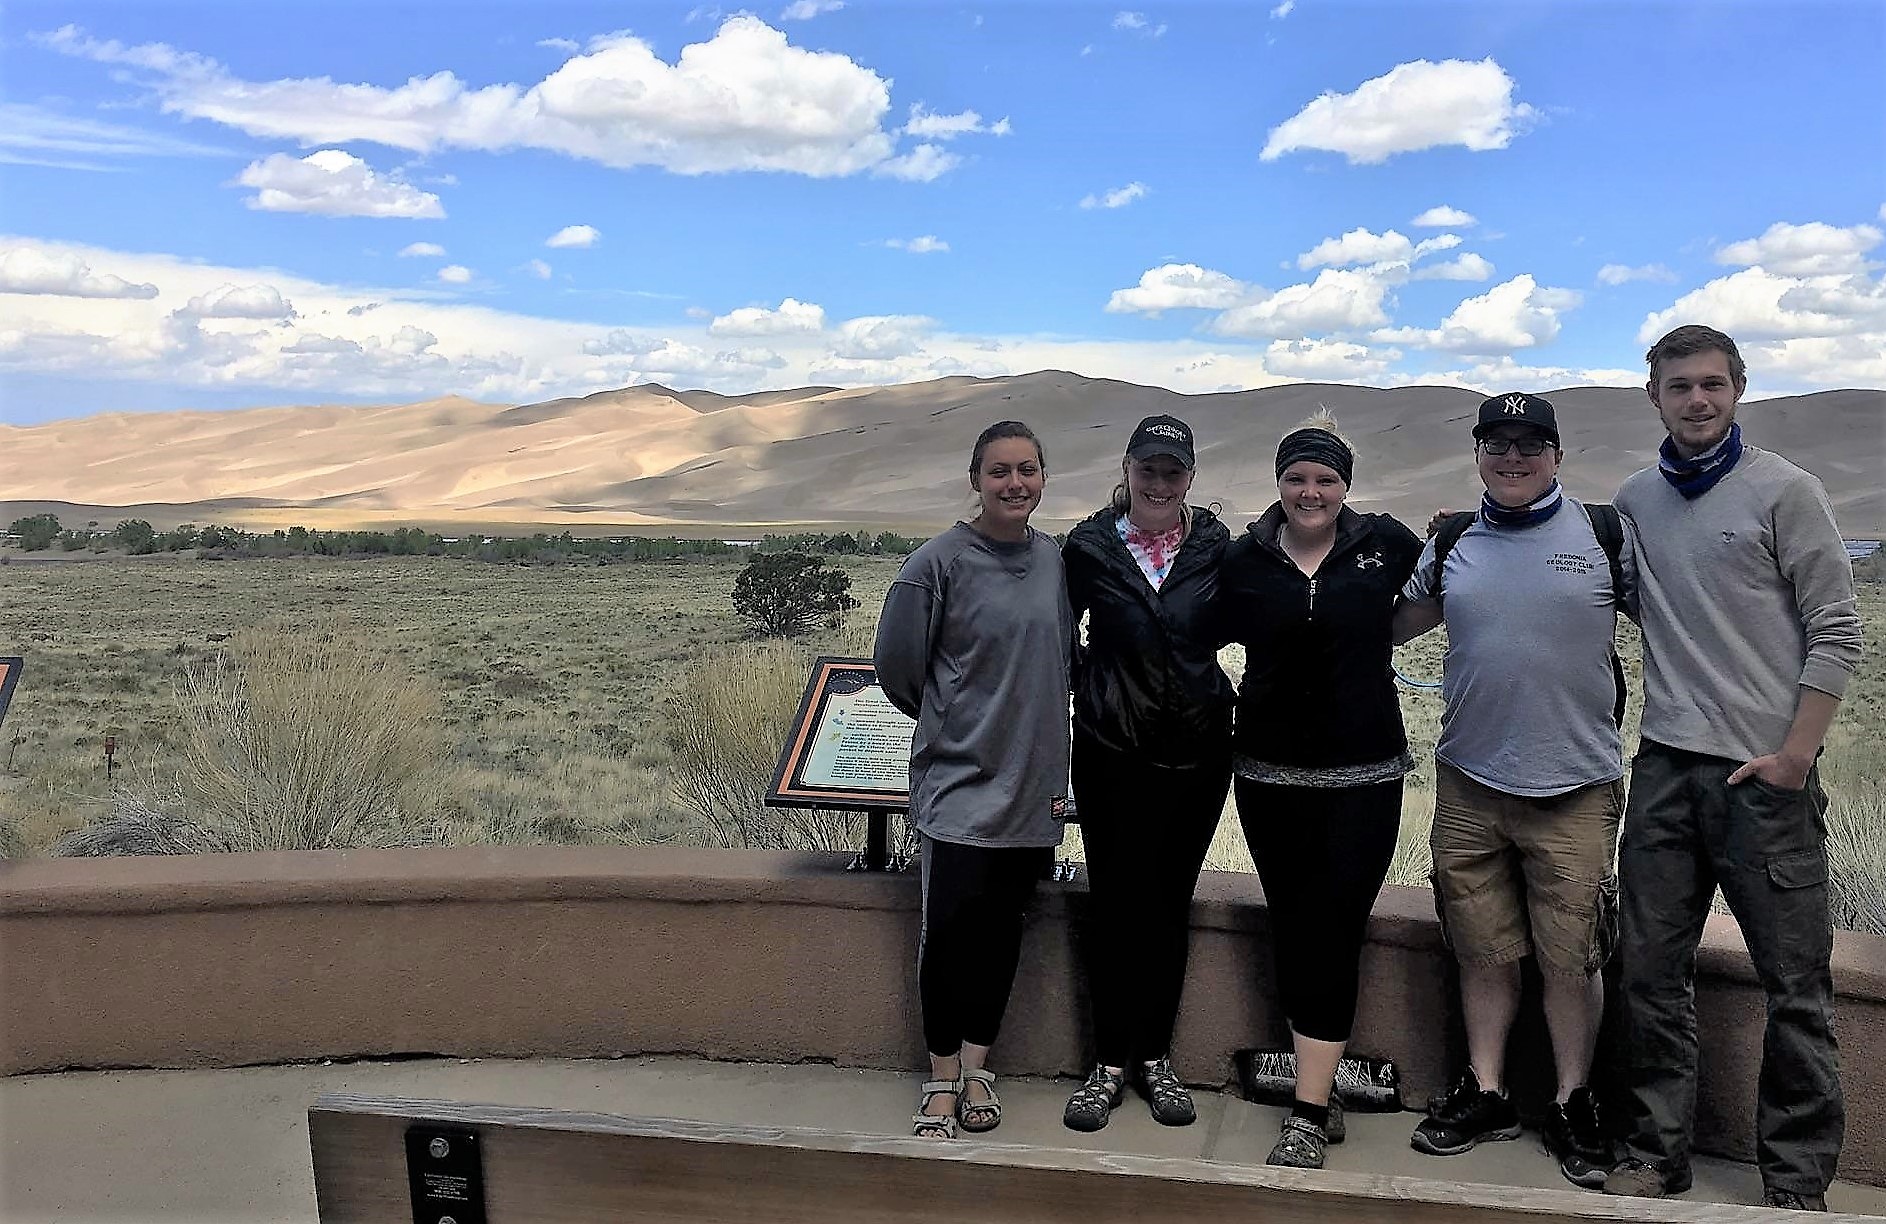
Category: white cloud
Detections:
[
  {"x1": 831, "y1": 314, "x2": 934, "y2": 360},
  {"x1": 180, "y1": 284, "x2": 294, "y2": 319},
  {"x1": 1212, "y1": 268, "x2": 1394, "y2": 337},
  {"x1": 1596, "y1": 262, "x2": 1676, "y2": 286},
  {"x1": 43, "y1": 18, "x2": 986, "y2": 181},
  {"x1": 1106, "y1": 264, "x2": 1254, "y2": 315},
  {"x1": 1411, "y1": 205, "x2": 1476, "y2": 228},
  {"x1": 583, "y1": 331, "x2": 785, "y2": 377},
  {"x1": 523, "y1": 259, "x2": 553, "y2": 279},
  {"x1": 1413, "y1": 253, "x2": 1495, "y2": 282},
  {"x1": 1270, "y1": 0, "x2": 1295, "y2": 17},
  {"x1": 1390, "y1": 274, "x2": 1581, "y2": 354},
  {"x1": 709, "y1": 297, "x2": 826, "y2": 336},
  {"x1": 1113, "y1": 12, "x2": 1147, "y2": 29},
  {"x1": 538, "y1": 37, "x2": 581, "y2": 52},
  {"x1": 1261, "y1": 58, "x2": 1537, "y2": 164},
  {"x1": 1264, "y1": 338, "x2": 1399, "y2": 381},
  {"x1": 1295, "y1": 228, "x2": 1463, "y2": 271},
  {"x1": 399, "y1": 242, "x2": 446, "y2": 258},
  {"x1": 1715, "y1": 221, "x2": 1881, "y2": 277},
  {"x1": 904, "y1": 104, "x2": 1010, "y2": 140},
  {"x1": 1639, "y1": 266, "x2": 1886, "y2": 343},
  {"x1": 874, "y1": 143, "x2": 960, "y2": 182},
  {"x1": 886, "y1": 235, "x2": 949, "y2": 253},
  {"x1": 235, "y1": 150, "x2": 445, "y2": 218},
  {"x1": 437, "y1": 265, "x2": 473, "y2": 284},
  {"x1": 1080, "y1": 181, "x2": 1149, "y2": 210},
  {"x1": 545, "y1": 224, "x2": 600, "y2": 249},
  {"x1": 780, "y1": 0, "x2": 844, "y2": 18},
  {"x1": 0, "y1": 246, "x2": 159, "y2": 298},
  {"x1": 0, "y1": 102, "x2": 227, "y2": 170},
  {"x1": 1419, "y1": 355, "x2": 1643, "y2": 392}
]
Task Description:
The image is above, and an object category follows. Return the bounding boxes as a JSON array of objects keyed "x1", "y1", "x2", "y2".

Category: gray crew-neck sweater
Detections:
[
  {"x1": 873, "y1": 523, "x2": 1072, "y2": 848},
  {"x1": 1615, "y1": 446, "x2": 1862, "y2": 764}
]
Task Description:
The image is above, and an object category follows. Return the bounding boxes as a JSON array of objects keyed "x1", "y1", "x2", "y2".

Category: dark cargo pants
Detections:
[{"x1": 1617, "y1": 741, "x2": 1842, "y2": 1195}]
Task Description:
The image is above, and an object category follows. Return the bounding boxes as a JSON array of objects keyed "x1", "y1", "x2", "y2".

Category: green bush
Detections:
[{"x1": 731, "y1": 552, "x2": 857, "y2": 638}]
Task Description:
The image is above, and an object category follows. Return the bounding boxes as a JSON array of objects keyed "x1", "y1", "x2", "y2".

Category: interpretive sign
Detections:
[
  {"x1": 0, "y1": 658, "x2": 21, "y2": 727},
  {"x1": 767, "y1": 657, "x2": 915, "y2": 810},
  {"x1": 404, "y1": 1124, "x2": 486, "y2": 1224}
]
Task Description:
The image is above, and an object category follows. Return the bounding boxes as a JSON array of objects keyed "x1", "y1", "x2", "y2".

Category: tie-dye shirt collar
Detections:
[{"x1": 1117, "y1": 513, "x2": 1185, "y2": 590}]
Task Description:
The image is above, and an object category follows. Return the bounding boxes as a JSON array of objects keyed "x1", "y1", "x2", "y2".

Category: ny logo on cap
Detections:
[{"x1": 1502, "y1": 395, "x2": 1530, "y2": 415}]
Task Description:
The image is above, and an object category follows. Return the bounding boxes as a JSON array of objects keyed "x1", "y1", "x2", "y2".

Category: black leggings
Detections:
[
  {"x1": 1237, "y1": 777, "x2": 1402, "y2": 1043},
  {"x1": 918, "y1": 835, "x2": 1050, "y2": 1057},
  {"x1": 1075, "y1": 733, "x2": 1230, "y2": 1067}
]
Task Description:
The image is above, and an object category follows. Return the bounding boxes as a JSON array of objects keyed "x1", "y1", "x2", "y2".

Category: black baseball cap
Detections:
[
  {"x1": 1472, "y1": 392, "x2": 1560, "y2": 446},
  {"x1": 1126, "y1": 414, "x2": 1196, "y2": 468}
]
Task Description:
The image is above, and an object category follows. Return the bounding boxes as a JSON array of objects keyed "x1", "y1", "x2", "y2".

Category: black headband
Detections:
[{"x1": 1275, "y1": 427, "x2": 1353, "y2": 485}]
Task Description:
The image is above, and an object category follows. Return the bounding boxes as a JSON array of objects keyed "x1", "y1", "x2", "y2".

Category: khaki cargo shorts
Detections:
[{"x1": 1429, "y1": 760, "x2": 1622, "y2": 977}]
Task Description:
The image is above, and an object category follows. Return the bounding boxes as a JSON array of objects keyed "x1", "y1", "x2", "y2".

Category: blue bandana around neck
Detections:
[
  {"x1": 1658, "y1": 421, "x2": 1744, "y2": 499},
  {"x1": 1481, "y1": 479, "x2": 1564, "y2": 529}
]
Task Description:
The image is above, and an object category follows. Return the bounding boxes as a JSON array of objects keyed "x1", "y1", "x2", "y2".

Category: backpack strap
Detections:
[
  {"x1": 1580, "y1": 502, "x2": 1629, "y2": 726},
  {"x1": 1428, "y1": 511, "x2": 1476, "y2": 601}
]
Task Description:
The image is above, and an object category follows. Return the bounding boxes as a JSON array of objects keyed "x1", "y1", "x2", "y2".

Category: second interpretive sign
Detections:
[{"x1": 767, "y1": 657, "x2": 914, "y2": 810}]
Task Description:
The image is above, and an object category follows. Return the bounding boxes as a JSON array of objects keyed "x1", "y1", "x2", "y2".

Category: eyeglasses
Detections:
[{"x1": 1478, "y1": 436, "x2": 1555, "y2": 457}]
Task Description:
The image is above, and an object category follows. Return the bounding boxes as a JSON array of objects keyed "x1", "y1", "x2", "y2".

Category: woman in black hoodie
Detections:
[
  {"x1": 1059, "y1": 414, "x2": 1235, "y2": 1134},
  {"x1": 1219, "y1": 412, "x2": 1423, "y2": 1170}
]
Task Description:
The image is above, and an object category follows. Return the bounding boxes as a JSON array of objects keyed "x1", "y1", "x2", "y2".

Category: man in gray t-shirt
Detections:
[{"x1": 1393, "y1": 392, "x2": 1637, "y2": 1189}]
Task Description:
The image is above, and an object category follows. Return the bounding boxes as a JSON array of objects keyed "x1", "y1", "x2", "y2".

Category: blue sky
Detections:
[{"x1": 2, "y1": 0, "x2": 1882, "y2": 423}]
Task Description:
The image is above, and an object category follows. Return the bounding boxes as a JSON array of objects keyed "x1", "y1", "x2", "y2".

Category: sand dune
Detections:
[{"x1": 2, "y1": 375, "x2": 1880, "y2": 536}]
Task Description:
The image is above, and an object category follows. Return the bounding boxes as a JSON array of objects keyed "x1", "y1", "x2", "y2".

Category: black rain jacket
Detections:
[
  {"x1": 1219, "y1": 503, "x2": 1423, "y2": 769},
  {"x1": 1063, "y1": 505, "x2": 1235, "y2": 769}
]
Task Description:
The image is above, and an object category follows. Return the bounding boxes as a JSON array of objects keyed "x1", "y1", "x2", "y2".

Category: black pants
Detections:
[
  {"x1": 1237, "y1": 777, "x2": 1402, "y2": 1043},
  {"x1": 918, "y1": 834, "x2": 1050, "y2": 1057},
  {"x1": 1074, "y1": 732, "x2": 1231, "y2": 1068},
  {"x1": 1618, "y1": 741, "x2": 1842, "y2": 1195}
]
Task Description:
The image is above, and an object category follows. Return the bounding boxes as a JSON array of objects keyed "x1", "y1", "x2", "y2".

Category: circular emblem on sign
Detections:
[{"x1": 429, "y1": 1137, "x2": 450, "y2": 1159}]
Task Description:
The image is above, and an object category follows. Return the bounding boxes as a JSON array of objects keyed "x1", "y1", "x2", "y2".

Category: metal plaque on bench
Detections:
[{"x1": 405, "y1": 1124, "x2": 487, "y2": 1224}]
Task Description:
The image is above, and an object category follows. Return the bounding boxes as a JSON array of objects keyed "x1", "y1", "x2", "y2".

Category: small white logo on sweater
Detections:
[{"x1": 1355, "y1": 551, "x2": 1384, "y2": 569}]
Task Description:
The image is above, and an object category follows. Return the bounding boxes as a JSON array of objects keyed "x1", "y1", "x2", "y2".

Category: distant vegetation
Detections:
[{"x1": 732, "y1": 552, "x2": 859, "y2": 637}]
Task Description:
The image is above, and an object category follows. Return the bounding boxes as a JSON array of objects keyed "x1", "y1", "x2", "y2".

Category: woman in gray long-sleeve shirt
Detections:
[{"x1": 873, "y1": 420, "x2": 1073, "y2": 1141}]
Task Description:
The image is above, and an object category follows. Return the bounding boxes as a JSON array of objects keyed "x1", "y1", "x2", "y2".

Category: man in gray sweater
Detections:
[{"x1": 1604, "y1": 326, "x2": 1864, "y2": 1211}]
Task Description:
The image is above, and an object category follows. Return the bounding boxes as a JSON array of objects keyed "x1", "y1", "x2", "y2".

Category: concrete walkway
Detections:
[{"x1": 3, "y1": 1056, "x2": 1882, "y2": 1222}]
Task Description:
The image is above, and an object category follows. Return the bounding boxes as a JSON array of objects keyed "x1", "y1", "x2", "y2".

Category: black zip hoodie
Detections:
[
  {"x1": 1063, "y1": 505, "x2": 1234, "y2": 770},
  {"x1": 1219, "y1": 503, "x2": 1423, "y2": 770}
]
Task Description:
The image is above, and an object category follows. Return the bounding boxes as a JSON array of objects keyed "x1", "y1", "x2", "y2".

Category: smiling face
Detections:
[
  {"x1": 1649, "y1": 349, "x2": 1744, "y2": 458},
  {"x1": 1124, "y1": 454, "x2": 1193, "y2": 530},
  {"x1": 1277, "y1": 460, "x2": 1347, "y2": 535},
  {"x1": 1476, "y1": 424, "x2": 1562, "y2": 507},
  {"x1": 970, "y1": 436, "x2": 1045, "y2": 539}
]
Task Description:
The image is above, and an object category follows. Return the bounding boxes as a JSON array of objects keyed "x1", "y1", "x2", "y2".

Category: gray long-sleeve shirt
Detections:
[
  {"x1": 1615, "y1": 446, "x2": 1863, "y2": 763},
  {"x1": 872, "y1": 523, "x2": 1072, "y2": 848}
]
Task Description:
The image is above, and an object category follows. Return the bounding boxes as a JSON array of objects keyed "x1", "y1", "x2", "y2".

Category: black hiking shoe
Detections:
[
  {"x1": 1543, "y1": 1086, "x2": 1616, "y2": 1188},
  {"x1": 1409, "y1": 1068, "x2": 1520, "y2": 1156},
  {"x1": 1763, "y1": 1188, "x2": 1828, "y2": 1211}
]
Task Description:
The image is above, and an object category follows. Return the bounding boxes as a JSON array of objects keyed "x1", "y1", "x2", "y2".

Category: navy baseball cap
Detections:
[
  {"x1": 1126, "y1": 414, "x2": 1196, "y2": 468},
  {"x1": 1472, "y1": 392, "x2": 1560, "y2": 446}
]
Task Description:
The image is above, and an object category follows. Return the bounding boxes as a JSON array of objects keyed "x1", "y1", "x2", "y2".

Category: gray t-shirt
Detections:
[
  {"x1": 873, "y1": 523, "x2": 1072, "y2": 848},
  {"x1": 1401, "y1": 499, "x2": 1637, "y2": 797}
]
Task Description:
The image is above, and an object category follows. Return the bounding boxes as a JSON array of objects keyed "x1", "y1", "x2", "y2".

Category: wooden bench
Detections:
[{"x1": 309, "y1": 1093, "x2": 1880, "y2": 1223}]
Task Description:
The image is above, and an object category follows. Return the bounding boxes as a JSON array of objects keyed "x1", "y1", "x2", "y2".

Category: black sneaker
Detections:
[
  {"x1": 1763, "y1": 1188, "x2": 1828, "y2": 1211},
  {"x1": 1543, "y1": 1087, "x2": 1616, "y2": 1188},
  {"x1": 1409, "y1": 1068, "x2": 1520, "y2": 1156},
  {"x1": 1603, "y1": 1156, "x2": 1693, "y2": 1198}
]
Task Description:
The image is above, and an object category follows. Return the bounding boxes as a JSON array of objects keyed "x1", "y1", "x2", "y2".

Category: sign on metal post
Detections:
[{"x1": 766, "y1": 657, "x2": 915, "y2": 871}]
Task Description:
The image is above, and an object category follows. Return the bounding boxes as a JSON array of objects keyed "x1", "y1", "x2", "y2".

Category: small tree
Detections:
[
  {"x1": 9, "y1": 514, "x2": 60, "y2": 551},
  {"x1": 112, "y1": 519, "x2": 157, "y2": 554},
  {"x1": 731, "y1": 552, "x2": 857, "y2": 637}
]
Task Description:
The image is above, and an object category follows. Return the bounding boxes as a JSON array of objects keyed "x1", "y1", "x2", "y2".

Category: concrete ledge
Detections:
[{"x1": 3, "y1": 845, "x2": 1882, "y2": 1186}]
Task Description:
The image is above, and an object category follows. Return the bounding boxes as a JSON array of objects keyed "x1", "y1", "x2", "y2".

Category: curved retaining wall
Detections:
[{"x1": 2, "y1": 845, "x2": 1881, "y2": 1186}]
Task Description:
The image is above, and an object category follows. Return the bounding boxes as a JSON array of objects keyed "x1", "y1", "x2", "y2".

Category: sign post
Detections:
[{"x1": 766, "y1": 657, "x2": 916, "y2": 871}]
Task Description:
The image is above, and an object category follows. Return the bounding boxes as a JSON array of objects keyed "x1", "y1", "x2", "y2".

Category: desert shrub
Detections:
[
  {"x1": 666, "y1": 641, "x2": 887, "y2": 851},
  {"x1": 731, "y1": 552, "x2": 857, "y2": 638},
  {"x1": 9, "y1": 514, "x2": 60, "y2": 551},
  {"x1": 1825, "y1": 780, "x2": 1886, "y2": 936},
  {"x1": 0, "y1": 810, "x2": 22, "y2": 859},
  {"x1": 55, "y1": 620, "x2": 451, "y2": 855}
]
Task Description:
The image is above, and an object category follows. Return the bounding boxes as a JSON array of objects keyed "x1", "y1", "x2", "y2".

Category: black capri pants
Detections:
[
  {"x1": 918, "y1": 834, "x2": 1051, "y2": 1057},
  {"x1": 1236, "y1": 777, "x2": 1402, "y2": 1043}
]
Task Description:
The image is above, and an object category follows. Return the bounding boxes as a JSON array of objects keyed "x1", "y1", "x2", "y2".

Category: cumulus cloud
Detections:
[
  {"x1": 1262, "y1": 58, "x2": 1537, "y2": 164},
  {"x1": 583, "y1": 331, "x2": 785, "y2": 377},
  {"x1": 1639, "y1": 266, "x2": 1886, "y2": 343},
  {"x1": 780, "y1": 0, "x2": 844, "y2": 18},
  {"x1": 1596, "y1": 262, "x2": 1676, "y2": 286},
  {"x1": 1413, "y1": 253, "x2": 1495, "y2": 282},
  {"x1": 1213, "y1": 269, "x2": 1395, "y2": 338},
  {"x1": 1411, "y1": 205, "x2": 1476, "y2": 228},
  {"x1": 904, "y1": 104, "x2": 1010, "y2": 140},
  {"x1": 1386, "y1": 275, "x2": 1581, "y2": 354},
  {"x1": 180, "y1": 283, "x2": 295, "y2": 318},
  {"x1": 437, "y1": 265, "x2": 473, "y2": 284},
  {"x1": 1106, "y1": 264, "x2": 1254, "y2": 315},
  {"x1": 1270, "y1": 0, "x2": 1295, "y2": 17},
  {"x1": 874, "y1": 143, "x2": 960, "y2": 182},
  {"x1": 1080, "y1": 181, "x2": 1148, "y2": 210},
  {"x1": 1265, "y1": 337, "x2": 1399, "y2": 381},
  {"x1": 43, "y1": 18, "x2": 983, "y2": 181},
  {"x1": 546, "y1": 224, "x2": 600, "y2": 248},
  {"x1": 1715, "y1": 221, "x2": 1881, "y2": 277},
  {"x1": 523, "y1": 259, "x2": 553, "y2": 279},
  {"x1": 0, "y1": 245, "x2": 159, "y2": 299},
  {"x1": 1421, "y1": 355, "x2": 1643, "y2": 391},
  {"x1": 709, "y1": 297, "x2": 826, "y2": 336},
  {"x1": 235, "y1": 150, "x2": 445, "y2": 218},
  {"x1": 399, "y1": 242, "x2": 447, "y2": 258},
  {"x1": 886, "y1": 235, "x2": 949, "y2": 253},
  {"x1": 831, "y1": 314, "x2": 934, "y2": 360}
]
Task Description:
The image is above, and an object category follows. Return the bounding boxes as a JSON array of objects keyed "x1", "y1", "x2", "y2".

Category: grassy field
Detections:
[{"x1": 0, "y1": 551, "x2": 1879, "y2": 930}]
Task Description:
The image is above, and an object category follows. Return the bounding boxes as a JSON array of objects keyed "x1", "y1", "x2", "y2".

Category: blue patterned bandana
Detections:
[
  {"x1": 1481, "y1": 480, "x2": 1564, "y2": 529},
  {"x1": 1658, "y1": 422, "x2": 1743, "y2": 499}
]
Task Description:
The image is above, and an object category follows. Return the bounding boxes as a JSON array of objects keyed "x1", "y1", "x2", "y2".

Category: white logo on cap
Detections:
[
  {"x1": 1146, "y1": 423, "x2": 1187, "y2": 439},
  {"x1": 1502, "y1": 395, "x2": 1529, "y2": 415}
]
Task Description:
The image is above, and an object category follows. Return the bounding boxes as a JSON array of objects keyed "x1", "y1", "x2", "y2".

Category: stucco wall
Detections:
[{"x1": 2, "y1": 845, "x2": 1881, "y2": 1186}]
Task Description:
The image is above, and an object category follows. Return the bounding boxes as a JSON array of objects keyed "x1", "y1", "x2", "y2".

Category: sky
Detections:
[{"x1": 2, "y1": 0, "x2": 1883, "y2": 424}]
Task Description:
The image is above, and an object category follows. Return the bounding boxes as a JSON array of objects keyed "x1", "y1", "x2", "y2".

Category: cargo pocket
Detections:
[
  {"x1": 1765, "y1": 848, "x2": 1832, "y2": 978},
  {"x1": 1767, "y1": 849, "x2": 1826, "y2": 890}
]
